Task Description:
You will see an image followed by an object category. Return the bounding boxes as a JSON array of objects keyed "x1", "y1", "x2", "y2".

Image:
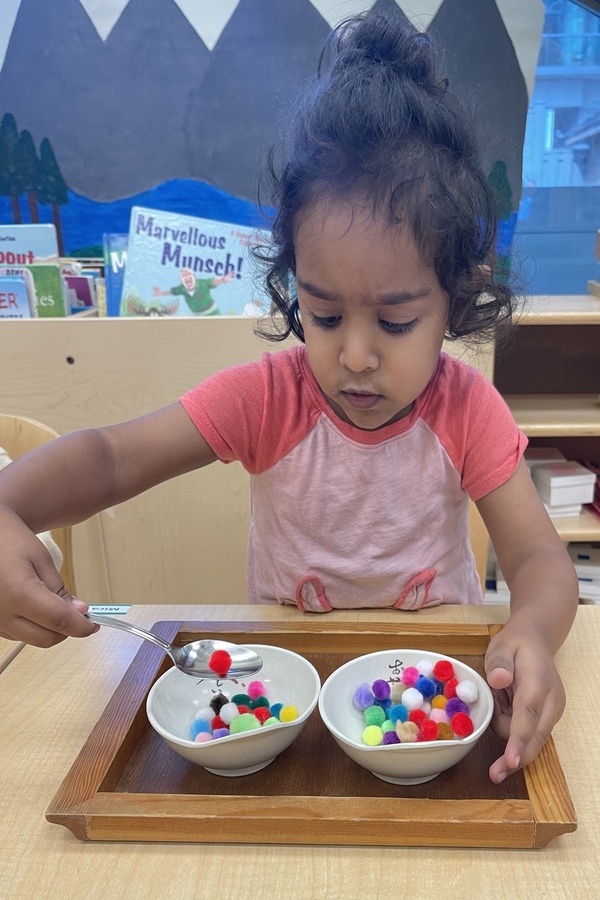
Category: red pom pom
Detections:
[
  {"x1": 237, "y1": 705, "x2": 250, "y2": 714},
  {"x1": 208, "y1": 649, "x2": 232, "y2": 678},
  {"x1": 443, "y1": 677, "x2": 458, "y2": 699},
  {"x1": 418, "y1": 719, "x2": 439, "y2": 742},
  {"x1": 408, "y1": 709, "x2": 427, "y2": 727},
  {"x1": 211, "y1": 715, "x2": 226, "y2": 730},
  {"x1": 432, "y1": 660, "x2": 455, "y2": 682},
  {"x1": 253, "y1": 706, "x2": 272, "y2": 725},
  {"x1": 451, "y1": 712, "x2": 474, "y2": 737}
]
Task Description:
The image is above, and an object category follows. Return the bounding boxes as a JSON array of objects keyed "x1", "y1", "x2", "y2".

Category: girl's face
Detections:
[{"x1": 294, "y1": 201, "x2": 449, "y2": 430}]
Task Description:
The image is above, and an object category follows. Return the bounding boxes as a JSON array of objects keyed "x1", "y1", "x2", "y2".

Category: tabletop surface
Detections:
[{"x1": 0, "y1": 603, "x2": 598, "y2": 900}]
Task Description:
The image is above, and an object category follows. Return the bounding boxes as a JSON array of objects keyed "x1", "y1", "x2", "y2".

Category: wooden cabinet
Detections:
[{"x1": 494, "y1": 294, "x2": 600, "y2": 543}]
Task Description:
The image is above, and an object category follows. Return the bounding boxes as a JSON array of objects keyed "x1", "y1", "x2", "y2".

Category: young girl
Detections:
[{"x1": 0, "y1": 13, "x2": 578, "y2": 785}]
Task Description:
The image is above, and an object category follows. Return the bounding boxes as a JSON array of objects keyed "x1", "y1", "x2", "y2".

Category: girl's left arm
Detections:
[{"x1": 475, "y1": 458, "x2": 579, "y2": 784}]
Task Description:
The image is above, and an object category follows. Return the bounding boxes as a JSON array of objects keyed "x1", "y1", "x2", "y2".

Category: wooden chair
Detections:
[{"x1": 0, "y1": 413, "x2": 75, "y2": 595}]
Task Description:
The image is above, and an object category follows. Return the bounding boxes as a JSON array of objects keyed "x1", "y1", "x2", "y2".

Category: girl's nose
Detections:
[{"x1": 339, "y1": 328, "x2": 378, "y2": 372}]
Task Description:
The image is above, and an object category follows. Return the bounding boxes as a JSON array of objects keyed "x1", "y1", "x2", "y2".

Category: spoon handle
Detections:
[{"x1": 86, "y1": 613, "x2": 173, "y2": 654}]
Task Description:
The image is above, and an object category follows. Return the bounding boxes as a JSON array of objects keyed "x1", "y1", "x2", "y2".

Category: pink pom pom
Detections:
[
  {"x1": 401, "y1": 666, "x2": 419, "y2": 687},
  {"x1": 248, "y1": 680, "x2": 266, "y2": 700}
]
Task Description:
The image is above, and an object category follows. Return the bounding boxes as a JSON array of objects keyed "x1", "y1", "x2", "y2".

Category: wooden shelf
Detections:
[
  {"x1": 505, "y1": 394, "x2": 600, "y2": 436},
  {"x1": 518, "y1": 295, "x2": 600, "y2": 325},
  {"x1": 550, "y1": 506, "x2": 600, "y2": 543}
]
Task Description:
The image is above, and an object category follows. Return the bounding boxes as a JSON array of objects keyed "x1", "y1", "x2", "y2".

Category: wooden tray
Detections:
[{"x1": 46, "y1": 620, "x2": 577, "y2": 848}]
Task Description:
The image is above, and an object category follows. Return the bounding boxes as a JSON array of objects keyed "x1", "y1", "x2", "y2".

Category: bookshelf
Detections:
[{"x1": 496, "y1": 294, "x2": 600, "y2": 545}]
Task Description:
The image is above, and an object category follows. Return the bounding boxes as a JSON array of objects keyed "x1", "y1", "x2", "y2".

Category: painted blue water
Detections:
[{"x1": 0, "y1": 178, "x2": 273, "y2": 255}]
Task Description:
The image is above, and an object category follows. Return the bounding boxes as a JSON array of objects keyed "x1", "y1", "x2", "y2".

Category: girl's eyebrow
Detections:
[{"x1": 296, "y1": 278, "x2": 432, "y2": 306}]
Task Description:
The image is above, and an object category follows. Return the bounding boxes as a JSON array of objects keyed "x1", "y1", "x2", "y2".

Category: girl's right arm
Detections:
[{"x1": 0, "y1": 402, "x2": 217, "y2": 647}]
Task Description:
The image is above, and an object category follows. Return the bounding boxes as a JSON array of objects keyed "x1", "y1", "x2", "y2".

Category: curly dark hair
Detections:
[{"x1": 255, "y1": 11, "x2": 516, "y2": 345}]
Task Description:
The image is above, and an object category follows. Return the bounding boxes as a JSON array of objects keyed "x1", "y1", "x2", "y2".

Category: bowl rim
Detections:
[
  {"x1": 146, "y1": 643, "x2": 321, "y2": 750},
  {"x1": 318, "y1": 648, "x2": 494, "y2": 752}
]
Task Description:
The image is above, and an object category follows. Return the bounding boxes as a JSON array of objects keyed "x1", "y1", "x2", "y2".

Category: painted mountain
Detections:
[{"x1": 0, "y1": 0, "x2": 529, "y2": 255}]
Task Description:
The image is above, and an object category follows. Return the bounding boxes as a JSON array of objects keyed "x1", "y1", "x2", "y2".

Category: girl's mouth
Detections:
[{"x1": 342, "y1": 391, "x2": 381, "y2": 410}]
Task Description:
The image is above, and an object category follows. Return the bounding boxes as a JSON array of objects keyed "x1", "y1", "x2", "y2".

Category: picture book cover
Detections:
[
  {"x1": 0, "y1": 263, "x2": 66, "y2": 317},
  {"x1": 0, "y1": 223, "x2": 59, "y2": 265},
  {"x1": 120, "y1": 207, "x2": 271, "y2": 317},
  {"x1": 0, "y1": 274, "x2": 35, "y2": 318},
  {"x1": 102, "y1": 233, "x2": 128, "y2": 317}
]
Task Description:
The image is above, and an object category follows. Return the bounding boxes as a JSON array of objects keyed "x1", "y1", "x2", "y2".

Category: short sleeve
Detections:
[
  {"x1": 179, "y1": 348, "x2": 319, "y2": 474},
  {"x1": 461, "y1": 371, "x2": 528, "y2": 500}
]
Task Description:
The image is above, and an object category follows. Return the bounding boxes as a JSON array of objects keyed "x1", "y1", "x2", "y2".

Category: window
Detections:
[{"x1": 514, "y1": 0, "x2": 600, "y2": 294}]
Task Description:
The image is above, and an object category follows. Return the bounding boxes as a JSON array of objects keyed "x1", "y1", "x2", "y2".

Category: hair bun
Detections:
[{"x1": 330, "y1": 14, "x2": 438, "y2": 89}]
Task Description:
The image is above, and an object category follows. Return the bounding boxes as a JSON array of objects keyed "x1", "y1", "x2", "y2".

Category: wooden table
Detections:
[{"x1": 0, "y1": 604, "x2": 598, "y2": 899}]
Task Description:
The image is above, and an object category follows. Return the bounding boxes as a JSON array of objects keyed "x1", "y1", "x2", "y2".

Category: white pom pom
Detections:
[
  {"x1": 194, "y1": 706, "x2": 215, "y2": 722},
  {"x1": 421, "y1": 700, "x2": 431, "y2": 715},
  {"x1": 456, "y1": 680, "x2": 479, "y2": 704},
  {"x1": 219, "y1": 702, "x2": 240, "y2": 725},
  {"x1": 401, "y1": 687, "x2": 424, "y2": 710},
  {"x1": 416, "y1": 659, "x2": 434, "y2": 678}
]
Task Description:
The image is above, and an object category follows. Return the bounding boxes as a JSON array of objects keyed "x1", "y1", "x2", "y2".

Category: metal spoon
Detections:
[{"x1": 86, "y1": 613, "x2": 263, "y2": 679}]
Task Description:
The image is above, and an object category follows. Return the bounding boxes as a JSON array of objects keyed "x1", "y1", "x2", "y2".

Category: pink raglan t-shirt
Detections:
[{"x1": 180, "y1": 346, "x2": 527, "y2": 612}]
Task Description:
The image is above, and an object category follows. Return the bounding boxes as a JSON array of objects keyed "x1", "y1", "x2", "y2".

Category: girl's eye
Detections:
[
  {"x1": 380, "y1": 318, "x2": 419, "y2": 335},
  {"x1": 308, "y1": 312, "x2": 341, "y2": 328}
]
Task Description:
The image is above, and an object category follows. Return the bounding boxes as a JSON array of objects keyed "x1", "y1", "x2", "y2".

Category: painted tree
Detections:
[
  {"x1": 15, "y1": 129, "x2": 40, "y2": 223},
  {"x1": 0, "y1": 113, "x2": 22, "y2": 223},
  {"x1": 37, "y1": 138, "x2": 68, "y2": 255}
]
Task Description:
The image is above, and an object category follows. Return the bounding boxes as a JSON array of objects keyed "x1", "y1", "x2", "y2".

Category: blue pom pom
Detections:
[
  {"x1": 373, "y1": 696, "x2": 392, "y2": 710},
  {"x1": 354, "y1": 683, "x2": 374, "y2": 711},
  {"x1": 372, "y1": 679, "x2": 391, "y2": 701},
  {"x1": 433, "y1": 678, "x2": 445, "y2": 695},
  {"x1": 190, "y1": 718, "x2": 212, "y2": 739},
  {"x1": 269, "y1": 702, "x2": 284, "y2": 720},
  {"x1": 388, "y1": 703, "x2": 408, "y2": 723},
  {"x1": 415, "y1": 676, "x2": 436, "y2": 699}
]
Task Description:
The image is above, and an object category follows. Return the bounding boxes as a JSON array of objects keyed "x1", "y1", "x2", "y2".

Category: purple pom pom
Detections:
[
  {"x1": 445, "y1": 697, "x2": 469, "y2": 717},
  {"x1": 372, "y1": 679, "x2": 391, "y2": 701},
  {"x1": 382, "y1": 731, "x2": 400, "y2": 745},
  {"x1": 354, "y1": 683, "x2": 374, "y2": 711},
  {"x1": 212, "y1": 727, "x2": 230, "y2": 739}
]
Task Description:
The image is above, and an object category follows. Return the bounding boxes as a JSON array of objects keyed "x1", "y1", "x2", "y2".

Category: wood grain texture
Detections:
[
  {"x1": 2, "y1": 604, "x2": 598, "y2": 900},
  {"x1": 45, "y1": 619, "x2": 576, "y2": 848}
]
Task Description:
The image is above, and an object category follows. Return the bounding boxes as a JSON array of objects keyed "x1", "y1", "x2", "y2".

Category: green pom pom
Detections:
[
  {"x1": 250, "y1": 696, "x2": 270, "y2": 709},
  {"x1": 230, "y1": 713, "x2": 261, "y2": 734},
  {"x1": 364, "y1": 705, "x2": 385, "y2": 727},
  {"x1": 231, "y1": 693, "x2": 251, "y2": 706},
  {"x1": 381, "y1": 719, "x2": 396, "y2": 733},
  {"x1": 264, "y1": 717, "x2": 279, "y2": 726}
]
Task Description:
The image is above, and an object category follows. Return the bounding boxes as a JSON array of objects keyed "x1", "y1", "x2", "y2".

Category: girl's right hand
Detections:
[{"x1": 0, "y1": 508, "x2": 98, "y2": 646}]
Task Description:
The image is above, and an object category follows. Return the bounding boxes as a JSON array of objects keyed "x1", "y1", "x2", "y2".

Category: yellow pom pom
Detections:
[
  {"x1": 279, "y1": 705, "x2": 298, "y2": 723},
  {"x1": 363, "y1": 725, "x2": 383, "y2": 746},
  {"x1": 431, "y1": 695, "x2": 447, "y2": 709}
]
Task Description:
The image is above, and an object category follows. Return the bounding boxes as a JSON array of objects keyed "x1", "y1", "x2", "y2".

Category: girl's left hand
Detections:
[{"x1": 484, "y1": 626, "x2": 566, "y2": 784}]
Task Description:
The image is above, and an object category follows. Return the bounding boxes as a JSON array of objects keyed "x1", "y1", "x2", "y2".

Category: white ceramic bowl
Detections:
[
  {"x1": 318, "y1": 649, "x2": 493, "y2": 785},
  {"x1": 146, "y1": 644, "x2": 320, "y2": 776}
]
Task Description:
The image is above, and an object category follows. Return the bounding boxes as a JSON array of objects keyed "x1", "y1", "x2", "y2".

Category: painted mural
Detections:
[{"x1": 0, "y1": 0, "x2": 544, "y2": 257}]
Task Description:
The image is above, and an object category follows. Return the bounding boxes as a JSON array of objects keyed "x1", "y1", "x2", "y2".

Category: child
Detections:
[{"x1": 0, "y1": 13, "x2": 578, "y2": 785}]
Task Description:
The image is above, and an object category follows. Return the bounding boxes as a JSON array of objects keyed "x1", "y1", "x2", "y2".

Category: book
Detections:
[
  {"x1": 119, "y1": 207, "x2": 270, "y2": 317},
  {"x1": 0, "y1": 274, "x2": 35, "y2": 318},
  {"x1": 0, "y1": 223, "x2": 59, "y2": 264},
  {"x1": 0, "y1": 224, "x2": 67, "y2": 316},
  {"x1": 64, "y1": 274, "x2": 96, "y2": 312},
  {"x1": 102, "y1": 233, "x2": 128, "y2": 317}
]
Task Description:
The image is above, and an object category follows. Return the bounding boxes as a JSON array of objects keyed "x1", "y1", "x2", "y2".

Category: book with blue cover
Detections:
[
  {"x1": 102, "y1": 233, "x2": 128, "y2": 317},
  {"x1": 119, "y1": 207, "x2": 271, "y2": 317}
]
